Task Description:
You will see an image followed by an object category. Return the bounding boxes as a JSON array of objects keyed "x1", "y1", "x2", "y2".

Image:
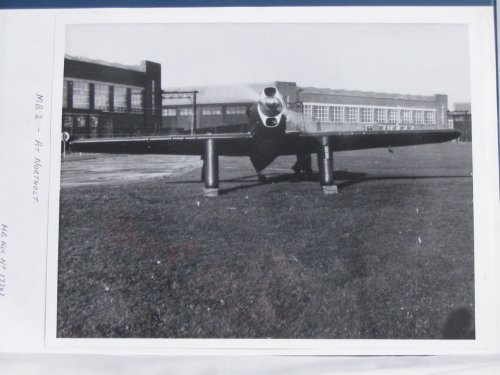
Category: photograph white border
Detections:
[{"x1": 42, "y1": 6, "x2": 499, "y2": 355}]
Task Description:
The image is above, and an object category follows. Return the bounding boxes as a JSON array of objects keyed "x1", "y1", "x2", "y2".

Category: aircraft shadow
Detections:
[
  {"x1": 218, "y1": 173, "x2": 301, "y2": 195},
  {"x1": 166, "y1": 170, "x2": 471, "y2": 195},
  {"x1": 167, "y1": 174, "x2": 261, "y2": 185}
]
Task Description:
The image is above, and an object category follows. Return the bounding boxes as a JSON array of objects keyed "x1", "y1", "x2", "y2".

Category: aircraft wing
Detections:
[
  {"x1": 290, "y1": 129, "x2": 461, "y2": 154},
  {"x1": 70, "y1": 133, "x2": 254, "y2": 156},
  {"x1": 70, "y1": 129, "x2": 460, "y2": 156}
]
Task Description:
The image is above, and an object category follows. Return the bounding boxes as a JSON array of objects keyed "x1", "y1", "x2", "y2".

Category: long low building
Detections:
[
  {"x1": 297, "y1": 85, "x2": 448, "y2": 132},
  {"x1": 62, "y1": 56, "x2": 448, "y2": 138}
]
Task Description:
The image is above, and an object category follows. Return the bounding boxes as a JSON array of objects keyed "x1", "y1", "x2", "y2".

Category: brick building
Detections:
[
  {"x1": 296, "y1": 85, "x2": 448, "y2": 132},
  {"x1": 62, "y1": 55, "x2": 162, "y2": 138}
]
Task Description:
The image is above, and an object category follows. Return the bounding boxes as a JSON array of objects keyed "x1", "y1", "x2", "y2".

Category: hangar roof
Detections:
[
  {"x1": 300, "y1": 87, "x2": 438, "y2": 102},
  {"x1": 65, "y1": 54, "x2": 144, "y2": 72},
  {"x1": 163, "y1": 83, "x2": 274, "y2": 106},
  {"x1": 163, "y1": 82, "x2": 441, "y2": 107}
]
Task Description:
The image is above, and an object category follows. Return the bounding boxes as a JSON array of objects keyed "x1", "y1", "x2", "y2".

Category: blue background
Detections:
[{"x1": 0, "y1": 0, "x2": 493, "y2": 9}]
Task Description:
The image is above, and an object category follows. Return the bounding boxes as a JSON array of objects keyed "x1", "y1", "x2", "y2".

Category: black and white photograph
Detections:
[{"x1": 56, "y1": 21, "x2": 475, "y2": 341}]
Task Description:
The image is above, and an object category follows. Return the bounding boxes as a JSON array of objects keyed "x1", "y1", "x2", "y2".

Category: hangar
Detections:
[{"x1": 62, "y1": 56, "x2": 449, "y2": 138}]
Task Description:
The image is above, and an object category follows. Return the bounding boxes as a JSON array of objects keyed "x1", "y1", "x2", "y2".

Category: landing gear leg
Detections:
[
  {"x1": 200, "y1": 159, "x2": 206, "y2": 182},
  {"x1": 203, "y1": 138, "x2": 219, "y2": 197},
  {"x1": 317, "y1": 136, "x2": 338, "y2": 194},
  {"x1": 292, "y1": 154, "x2": 313, "y2": 180}
]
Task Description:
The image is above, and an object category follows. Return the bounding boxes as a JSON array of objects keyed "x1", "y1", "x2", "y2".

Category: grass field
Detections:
[{"x1": 57, "y1": 143, "x2": 474, "y2": 339}]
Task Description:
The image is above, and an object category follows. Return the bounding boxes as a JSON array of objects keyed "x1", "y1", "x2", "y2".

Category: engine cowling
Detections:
[{"x1": 257, "y1": 87, "x2": 286, "y2": 128}]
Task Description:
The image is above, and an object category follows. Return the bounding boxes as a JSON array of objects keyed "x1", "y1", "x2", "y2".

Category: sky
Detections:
[{"x1": 66, "y1": 23, "x2": 471, "y2": 106}]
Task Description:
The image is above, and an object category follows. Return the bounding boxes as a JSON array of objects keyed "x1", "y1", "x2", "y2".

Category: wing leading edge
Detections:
[
  {"x1": 70, "y1": 133, "x2": 253, "y2": 156},
  {"x1": 292, "y1": 129, "x2": 461, "y2": 154},
  {"x1": 70, "y1": 129, "x2": 460, "y2": 156}
]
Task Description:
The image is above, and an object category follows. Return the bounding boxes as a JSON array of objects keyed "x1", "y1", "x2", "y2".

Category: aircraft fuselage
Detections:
[{"x1": 246, "y1": 88, "x2": 291, "y2": 174}]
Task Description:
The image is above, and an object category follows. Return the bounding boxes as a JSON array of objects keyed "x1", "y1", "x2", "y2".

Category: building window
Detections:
[
  {"x1": 75, "y1": 115, "x2": 86, "y2": 128},
  {"x1": 94, "y1": 83, "x2": 110, "y2": 111},
  {"x1": 131, "y1": 88, "x2": 144, "y2": 114},
  {"x1": 346, "y1": 107, "x2": 358, "y2": 123},
  {"x1": 113, "y1": 86, "x2": 127, "y2": 112},
  {"x1": 89, "y1": 115, "x2": 99, "y2": 128},
  {"x1": 388, "y1": 109, "x2": 398, "y2": 124},
  {"x1": 303, "y1": 104, "x2": 313, "y2": 120},
  {"x1": 63, "y1": 115, "x2": 73, "y2": 128},
  {"x1": 226, "y1": 106, "x2": 247, "y2": 115},
  {"x1": 179, "y1": 108, "x2": 193, "y2": 116},
  {"x1": 63, "y1": 80, "x2": 69, "y2": 108},
  {"x1": 379, "y1": 125, "x2": 386, "y2": 131},
  {"x1": 162, "y1": 108, "x2": 177, "y2": 116},
  {"x1": 202, "y1": 107, "x2": 222, "y2": 115},
  {"x1": 448, "y1": 119, "x2": 454, "y2": 129},
  {"x1": 313, "y1": 105, "x2": 329, "y2": 122},
  {"x1": 365, "y1": 125, "x2": 373, "y2": 131},
  {"x1": 151, "y1": 81, "x2": 155, "y2": 110},
  {"x1": 401, "y1": 109, "x2": 412, "y2": 124},
  {"x1": 72, "y1": 80, "x2": 90, "y2": 109},
  {"x1": 375, "y1": 108, "x2": 387, "y2": 123},
  {"x1": 414, "y1": 110, "x2": 424, "y2": 124},
  {"x1": 330, "y1": 106, "x2": 344, "y2": 122},
  {"x1": 424, "y1": 110, "x2": 436, "y2": 124},
  {"x1": 360, "y1": 107, "x2": 374, "y2": 123}
]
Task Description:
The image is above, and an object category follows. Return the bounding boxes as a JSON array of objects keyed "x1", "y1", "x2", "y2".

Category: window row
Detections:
[
  {"x1": 162, "y1": 105, "x2": 248, "y2": 117},
  {"x1": 63, "y1": 79, "x2": 144, "y2": 114},
  {"x1": 378, "y1": 125, "x2": 415, "y2": 131},
  {"x1": 363, "y1": 125, "x2": 416, "y2": 131},
  {"x1": 303, "y1": 104, "x2": 436, "y2": 125}
]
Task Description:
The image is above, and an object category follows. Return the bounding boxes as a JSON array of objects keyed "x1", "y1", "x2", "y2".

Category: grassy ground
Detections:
[{"x1": 57, "y1": 143, "x2": 474, "y2": 339}]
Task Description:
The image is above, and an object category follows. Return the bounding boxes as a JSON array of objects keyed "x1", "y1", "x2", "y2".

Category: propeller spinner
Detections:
[{"x1": 257, "y1": 87, "x2": 286, "y2": 127}]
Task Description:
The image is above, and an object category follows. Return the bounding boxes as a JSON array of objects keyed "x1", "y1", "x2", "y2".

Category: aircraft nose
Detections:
[
  {"x1": 264, "y1": 97, "x2": 280, "y2": 108},
  {"x1": 261, "y1": 97, "x2": 283, "y2": 117},
  {"x1": 256, "y1": 86, "x2": 286, "y2": 127}
]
